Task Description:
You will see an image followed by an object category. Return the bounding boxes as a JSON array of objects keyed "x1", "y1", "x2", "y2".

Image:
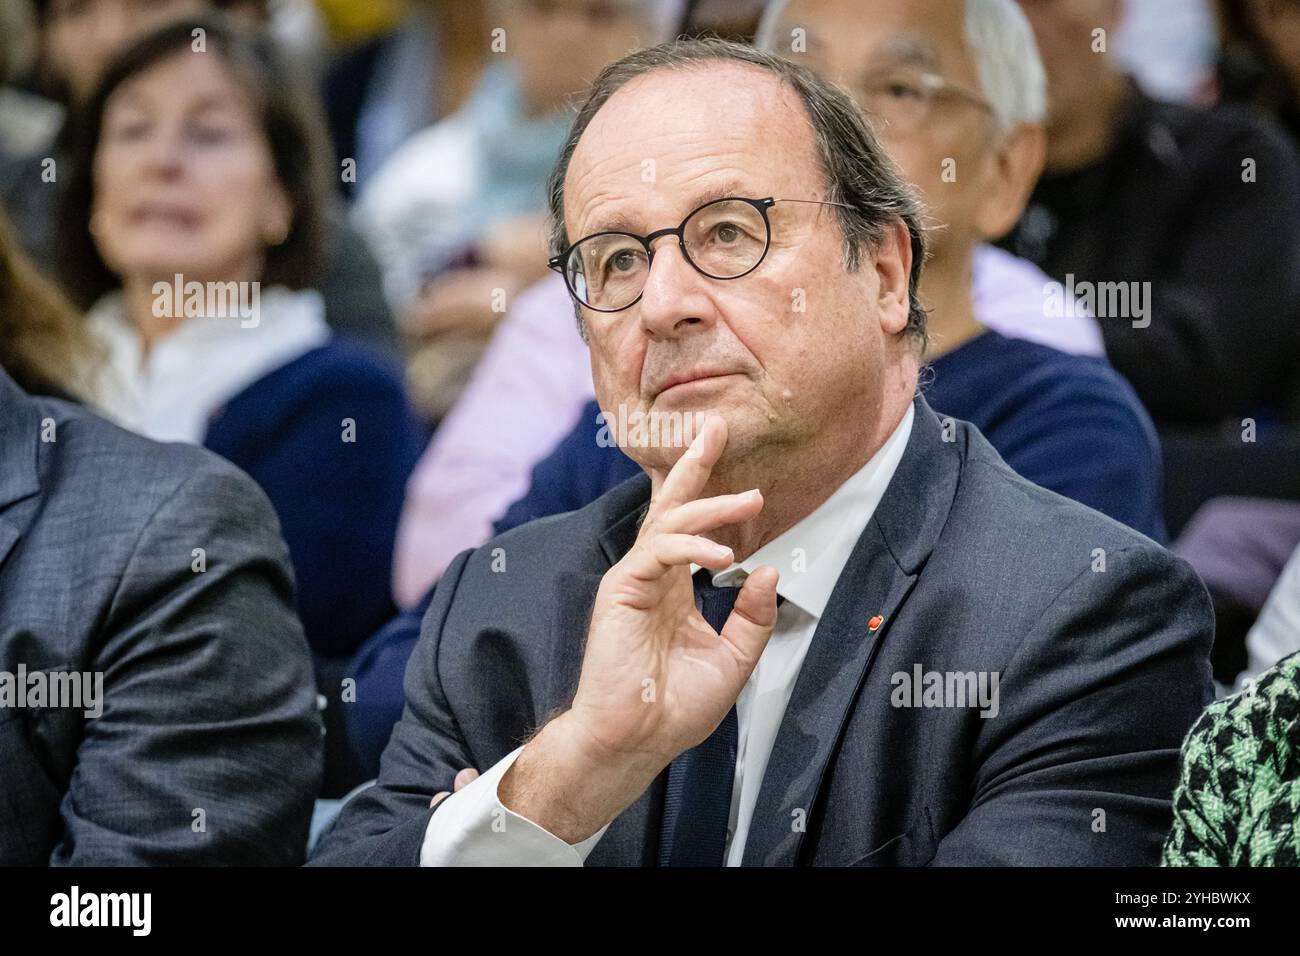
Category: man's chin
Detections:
[
  {"x1": 623, "y1": 408, "x2": 764, "y2": 472},
  {"x1": 610, "y1": 404, "x2": 713, "y2": 460}
]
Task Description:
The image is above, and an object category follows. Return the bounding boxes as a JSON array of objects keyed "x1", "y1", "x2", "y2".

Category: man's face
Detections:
[
  {"x1": 563, "y1": 63, "x2": 913, "y2": 473},
  {"x1": 43, "y1": 0, "x2": 209, "y2": 103},
  {"x1": 773, "y1": 0, "x2": 998, "y2": 264},
  {"x1": 1016, "y1": 0, "x2": 1122, "y2": 131}
]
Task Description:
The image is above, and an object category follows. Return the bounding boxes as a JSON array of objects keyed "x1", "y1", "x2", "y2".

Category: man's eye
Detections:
[
  {"x1": 608, "y1": 249, "x2": 639, "y2": 273},
  {"x1": 713, "y1": 222, "x2": 744, "y2": 243}
]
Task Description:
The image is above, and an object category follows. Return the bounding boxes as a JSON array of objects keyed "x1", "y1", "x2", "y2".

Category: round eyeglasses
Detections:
[
  {"x1": 549, "y1": 196, "x2": 850, "y2": 313},
  {"x1": 856, "y1": 67, "x2": 994, "y2": 135}
]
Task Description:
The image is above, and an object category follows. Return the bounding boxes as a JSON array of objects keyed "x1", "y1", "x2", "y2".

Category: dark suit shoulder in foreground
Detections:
[{"x1": 0, "y1": 369, "x2": 322, "y2": 865}]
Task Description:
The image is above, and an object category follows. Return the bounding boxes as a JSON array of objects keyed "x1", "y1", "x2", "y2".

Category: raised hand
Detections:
[
  {"x1": 498, "y1": 415, "x2": 780, "y2": 843},
  {"x1": 565, "y1": 414, "x2": 781, "y2": 765}
]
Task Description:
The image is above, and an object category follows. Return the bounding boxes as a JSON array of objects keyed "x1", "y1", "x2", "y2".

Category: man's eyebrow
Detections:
[
  {"x1": 584, "y1": 209, "x2": 642, "y2": 235},
  {"x1": 582, "y1": 180, "x2": 754, "y2": 237},
  {"x1": 689, "y1": 180, "x2": 752, "y2": 208}
]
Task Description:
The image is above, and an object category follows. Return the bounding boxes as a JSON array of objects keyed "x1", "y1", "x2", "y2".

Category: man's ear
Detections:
[
  {"x1": 874, "y1": 217, "x2": 914, "y2": 337},
  {"x1": 974, "y1": 121, "x2": 1046, "y2": 242}
]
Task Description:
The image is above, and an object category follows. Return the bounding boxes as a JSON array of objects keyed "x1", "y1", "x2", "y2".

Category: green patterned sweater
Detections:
[{"x1": 1163, "y1": 651, "x2": 1300, "y2": 866}]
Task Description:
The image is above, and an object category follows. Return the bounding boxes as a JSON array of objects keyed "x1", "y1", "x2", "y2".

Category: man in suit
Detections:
[
  {"x1": 0, "y1": 363, "x2": 322, "y2": 864},
  {"x1": 312, "y1": 37, "x2": 1213, "y2": 866}
]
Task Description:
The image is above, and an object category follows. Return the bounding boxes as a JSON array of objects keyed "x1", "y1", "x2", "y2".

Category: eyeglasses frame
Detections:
[{"x1": 548, "y1": 195, "x2": 853, "y2": 313}]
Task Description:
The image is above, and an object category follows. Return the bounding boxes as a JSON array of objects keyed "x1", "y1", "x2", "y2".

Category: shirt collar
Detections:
[{"x1": 702, "y1": 402, "x2": 915, "y2": 620}]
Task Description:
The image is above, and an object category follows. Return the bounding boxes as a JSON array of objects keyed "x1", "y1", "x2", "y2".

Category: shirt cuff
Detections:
[{"x1": 419, "y1": 745, "x2": 610, "y2": 866}]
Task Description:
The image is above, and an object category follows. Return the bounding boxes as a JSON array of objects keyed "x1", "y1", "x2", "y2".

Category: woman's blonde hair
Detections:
[{"x1": 0, "y1": 208, "x2": 100, "y2": 400}]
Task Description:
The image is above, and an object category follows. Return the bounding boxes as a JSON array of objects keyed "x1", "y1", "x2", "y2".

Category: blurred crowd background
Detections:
[{"x1": 1, "y1": 0, "x2": 1298, "y2": 801}]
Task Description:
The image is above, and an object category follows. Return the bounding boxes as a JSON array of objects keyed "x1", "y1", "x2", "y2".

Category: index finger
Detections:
[{"x1": 647, "y1": 414, "x2": 728, "y2": 522}]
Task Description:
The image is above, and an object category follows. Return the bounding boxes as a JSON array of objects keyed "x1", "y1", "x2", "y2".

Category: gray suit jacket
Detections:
[
  {"x1": 313, "y1": 395, "x2": 1213, "y2": 866},
  {"x1": 0, "y1": 367, "x2": 322, "y2": 865}
]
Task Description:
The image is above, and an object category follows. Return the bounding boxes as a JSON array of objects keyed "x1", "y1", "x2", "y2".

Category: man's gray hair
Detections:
[
  {"x1": 546, "y1": 37, "x2": 929, "y2": 347},
  {"x1": 756, "y1": 0, "x2": 1047, "y2": 131}
]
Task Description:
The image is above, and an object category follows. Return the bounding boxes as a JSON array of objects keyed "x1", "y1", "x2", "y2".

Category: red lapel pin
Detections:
[{"x1": 868, "y1": 615, "x2": 884, "y2": 633}]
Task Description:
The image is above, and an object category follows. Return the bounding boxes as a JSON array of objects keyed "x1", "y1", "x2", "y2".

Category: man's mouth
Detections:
[{"x1": 653, "y1": 369, "x2": 740, "y2": 400}]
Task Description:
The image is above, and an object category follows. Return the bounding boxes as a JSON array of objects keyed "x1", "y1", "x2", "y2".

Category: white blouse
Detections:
[{"x1": 87, "y1": 285, "x2": 330, "y2": 445}]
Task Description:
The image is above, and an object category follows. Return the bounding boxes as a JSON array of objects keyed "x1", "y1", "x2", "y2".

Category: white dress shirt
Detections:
[
  {"x1": 86, "y1": 286, "x2": 330, "y2": 445},
  {"x1": 420, "y1": 403, "x2": 916, "y2": 866}
]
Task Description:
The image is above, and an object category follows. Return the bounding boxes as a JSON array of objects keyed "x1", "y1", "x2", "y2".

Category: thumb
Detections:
[{"x1": 720, "y1": 565, "x2": 780, "y2": 667}]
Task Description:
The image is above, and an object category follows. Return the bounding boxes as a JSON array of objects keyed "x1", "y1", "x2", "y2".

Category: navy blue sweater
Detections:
[{"x1": 204, "y1": 340, "x2": 426, "y2": 661}]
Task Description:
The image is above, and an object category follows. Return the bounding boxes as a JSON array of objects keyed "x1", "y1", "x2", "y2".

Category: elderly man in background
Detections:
[
  {"x1": 314, "y1": 36, "x2": 1211, "y2": 867},
  {"x1": 762, "y1": 0, "x2": 1166, "y2": 533}
]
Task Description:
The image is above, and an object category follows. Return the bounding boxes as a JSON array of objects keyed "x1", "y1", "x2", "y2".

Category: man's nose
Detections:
[{"x1": 637, "y1": 235, "x2": 714, "y2": 340}]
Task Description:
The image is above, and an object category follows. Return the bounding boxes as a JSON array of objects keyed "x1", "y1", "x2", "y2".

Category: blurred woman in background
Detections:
[
  {"x1": 2, "y1": 0, "x2": 399, "y2": 358},
  {"x1": 56, "y1": 15, "x2": 424, "y2": 794}
]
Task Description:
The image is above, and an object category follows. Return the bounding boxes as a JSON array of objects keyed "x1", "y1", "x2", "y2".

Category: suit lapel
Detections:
[
  {"x1": 742, "y1": 396, "x2": 961, "y2": 865},
  {"x1": 740, "y1": 520, "x2": 916, "y2": 865},
  {"x1": 0, "y1": 369, "x2": 43, "y2": 572}
]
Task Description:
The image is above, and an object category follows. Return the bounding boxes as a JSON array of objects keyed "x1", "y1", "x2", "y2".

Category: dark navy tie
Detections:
[{"x1": 658, "y1": 570, "x2": 742, "y2": 867}]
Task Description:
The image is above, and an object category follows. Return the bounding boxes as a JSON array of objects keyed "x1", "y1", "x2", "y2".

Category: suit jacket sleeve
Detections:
[
  {"x1": 929, "y1": 543, "x2": 1214, "y2": 865},
  {"x1": 51, "y1": 460, "x2": 323, "y2": 865},
  {"x1": 309, "y1": 550, "x2": 478, "y2": 866}
]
